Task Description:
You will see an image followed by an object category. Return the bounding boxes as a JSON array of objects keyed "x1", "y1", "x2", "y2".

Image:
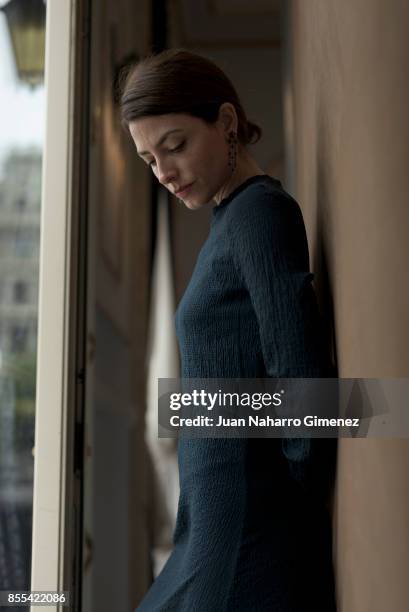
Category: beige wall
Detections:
[{"x1": 286, "y1": 2, "x2": 409, "y2": 610}]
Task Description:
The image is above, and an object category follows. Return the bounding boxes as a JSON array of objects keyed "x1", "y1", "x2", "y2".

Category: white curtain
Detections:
[{"x1": 145, "y1": 187, "x2": 180, "y2": 576}]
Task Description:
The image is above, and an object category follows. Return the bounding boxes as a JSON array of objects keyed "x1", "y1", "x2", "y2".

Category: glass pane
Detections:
[{"x1": 0, "y1": 0, "x2": 46, "y2": 599}]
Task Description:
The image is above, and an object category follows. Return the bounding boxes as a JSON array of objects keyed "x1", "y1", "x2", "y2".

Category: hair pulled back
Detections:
[{"x1": 120, "y1": 48, "x2": 262, "y2": 146}]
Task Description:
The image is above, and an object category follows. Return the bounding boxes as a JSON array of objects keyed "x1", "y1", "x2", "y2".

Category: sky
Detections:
[{"x1": 0, "y1": 6, "x2": 45, "y2": 171}]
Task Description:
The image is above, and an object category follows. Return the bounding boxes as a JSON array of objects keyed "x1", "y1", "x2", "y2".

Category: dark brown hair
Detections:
[{"x1": 120, "y1": 48, "x2": 262, "y2": 146}]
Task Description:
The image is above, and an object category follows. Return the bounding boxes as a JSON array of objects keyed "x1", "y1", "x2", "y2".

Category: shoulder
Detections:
[{"x1": 225, "y1": 178, "x2": 305, "y2": 239}]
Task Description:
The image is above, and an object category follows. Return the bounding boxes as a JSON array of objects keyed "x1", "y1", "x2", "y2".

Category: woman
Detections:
[{"x1": 121, "y1": 48, "x2": 337, "y2": 611}]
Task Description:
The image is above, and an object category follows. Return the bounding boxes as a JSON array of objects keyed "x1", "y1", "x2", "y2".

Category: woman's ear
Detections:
[{"x1": 218, "y1": 102, "x2": 237, "y2": 136}]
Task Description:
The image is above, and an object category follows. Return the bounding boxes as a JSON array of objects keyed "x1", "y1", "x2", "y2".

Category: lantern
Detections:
[{"x1": 1, "y1": 0, "x2": 46, "y2": 87}]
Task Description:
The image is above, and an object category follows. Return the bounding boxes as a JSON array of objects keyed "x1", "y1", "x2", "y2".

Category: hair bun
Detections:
[{"x1": 246, "y1": 121, "x2": 263, "y2": 145}]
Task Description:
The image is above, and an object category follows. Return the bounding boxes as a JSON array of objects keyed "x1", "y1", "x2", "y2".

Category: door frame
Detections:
[{"x1": 31, "y1": 1, "x2": 90, "y2": 609}]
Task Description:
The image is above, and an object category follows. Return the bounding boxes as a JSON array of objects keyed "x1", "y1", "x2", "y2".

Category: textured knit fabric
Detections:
[{"x1": 136, "y1": 175, "x2": 337, "y2": 611}]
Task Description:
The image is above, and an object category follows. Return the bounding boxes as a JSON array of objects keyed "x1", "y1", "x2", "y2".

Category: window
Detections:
[
  {"x1": 11, "y1": 326, "x2": 28, "y2": 353},
  {"x1": 14, "y1": 282, "x2": 29, "y2": 304},
  {"x1": 13, "y1": 229, "x2": 37, "y2": 258},
  {"x1": 0, "y1": 0, "x2": 46, "y2": 594},
  {"x1": 15, "y1": 197, "x2": 26, "y2": 211}
]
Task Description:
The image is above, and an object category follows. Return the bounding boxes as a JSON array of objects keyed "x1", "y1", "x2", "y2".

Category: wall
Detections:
[{"x1": 285, "y1": 2, "x2": 409, "y2": 610}]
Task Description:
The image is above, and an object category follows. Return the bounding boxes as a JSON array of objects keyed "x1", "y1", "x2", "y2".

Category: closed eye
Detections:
[
  {"x1": 170, "y1": 141, "x2": 185, "y2": 153},
  {"x1": 147, "y1": 141, "x2": 186, "y2": 167}
]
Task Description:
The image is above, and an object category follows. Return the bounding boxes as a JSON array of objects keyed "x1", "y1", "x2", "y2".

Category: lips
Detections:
[{"x1": 175, "y1": 182, "x2": 193, "y2": 197}]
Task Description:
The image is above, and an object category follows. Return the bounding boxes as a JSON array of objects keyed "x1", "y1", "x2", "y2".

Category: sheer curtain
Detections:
[{"x1": 145, "y1": 186, "x2": 180, "y2": 577}]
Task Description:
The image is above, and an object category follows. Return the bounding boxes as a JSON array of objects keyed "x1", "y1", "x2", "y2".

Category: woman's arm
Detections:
[
  {"x1": 227, "y1": 188, "x2": 336, "y2": 490},
  {"x1": 228, "y1": 189, "x2": 326, "y2": 378}
]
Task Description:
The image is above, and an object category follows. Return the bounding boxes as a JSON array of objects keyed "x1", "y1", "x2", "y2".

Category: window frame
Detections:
[{"x1": 30, "y1": 1, "x2": 89, "y2": 609}]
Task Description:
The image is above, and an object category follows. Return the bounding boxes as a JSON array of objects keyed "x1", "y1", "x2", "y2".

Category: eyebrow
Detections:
[{"x1": 137, "y1": 129, "x2": 184, "y2": 156}]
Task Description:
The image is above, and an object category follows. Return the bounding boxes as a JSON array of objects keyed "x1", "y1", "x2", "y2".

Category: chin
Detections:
[
  {"x1": 183, "y1": 199, "x2": 203, "y2": 211},
  {"x1": 181, "y1": 192, "x2": 210, "y2": 210}
]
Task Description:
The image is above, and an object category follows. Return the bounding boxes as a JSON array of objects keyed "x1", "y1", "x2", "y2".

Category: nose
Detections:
[{"x1": 156, "y1": 159, "x2": 177, "y2": 186}]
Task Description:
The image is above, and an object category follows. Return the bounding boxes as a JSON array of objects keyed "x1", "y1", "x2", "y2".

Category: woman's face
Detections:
[{"x1": 128, "y1": 110, "x2": 233, "y2": 210}]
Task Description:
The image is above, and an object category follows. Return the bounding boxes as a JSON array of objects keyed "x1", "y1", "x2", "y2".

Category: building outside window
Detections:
[
  {"x1": 0, "y1": 0, "x2": 45, "y2": 597},
  {"x1": 13, "y1": 281, "x2": 28, "y2": 304}
]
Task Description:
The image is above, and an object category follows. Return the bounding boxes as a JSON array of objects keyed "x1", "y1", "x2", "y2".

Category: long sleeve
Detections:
[
  {"x1": 226, "y1": 189, "x2": 335, "y2": 486},
  {"x1": 227, "y1": 190, "x2": 326, "y2": 378}
]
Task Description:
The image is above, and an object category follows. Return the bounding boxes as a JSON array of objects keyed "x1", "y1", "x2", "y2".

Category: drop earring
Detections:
[{"x1": 227, "y1": 131, "x2": 238, "y2": 174}]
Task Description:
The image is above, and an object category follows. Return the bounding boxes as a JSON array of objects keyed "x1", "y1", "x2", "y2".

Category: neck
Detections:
[{"x1": 213, "y1": 148, "x2": 266, "y2": 206}]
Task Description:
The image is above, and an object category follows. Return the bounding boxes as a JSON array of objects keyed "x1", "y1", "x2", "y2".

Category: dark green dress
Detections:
[{"x1": 137, "y1": 175, "x2": 337, "y2": 611}]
